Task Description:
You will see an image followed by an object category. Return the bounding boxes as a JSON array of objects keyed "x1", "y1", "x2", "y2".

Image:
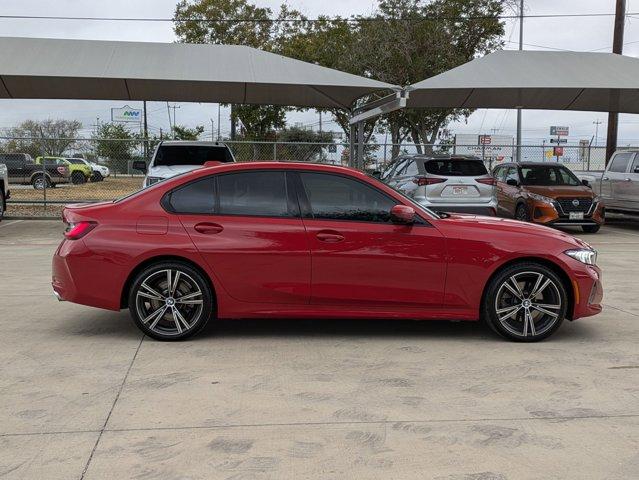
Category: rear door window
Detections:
[
  {"x1": 424, "y1": 160, "x2": 488, "y2": 177},
  {"x1": 609, "y1": 153, "x2": 634, "y2": 173},
  {"x1": 217, "y1": 171, "x2": 291, "y2": 217}
]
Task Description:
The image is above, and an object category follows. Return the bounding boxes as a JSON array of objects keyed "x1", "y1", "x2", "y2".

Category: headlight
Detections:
[
  {"x1": 565, "y1": 249, "x2": 597, "y2": 266},
  {"x1": 528, "y1": 192, "x2": 556, "y2": 205}
]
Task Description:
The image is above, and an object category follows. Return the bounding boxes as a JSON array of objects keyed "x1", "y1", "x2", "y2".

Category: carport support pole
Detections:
[
  {"x1": 349, "y1": 121, "x2": 357, "y2": 168},
  {"x1": 357, "y1": 121, "x2": 364, "y2": 170},
  {"x1": 606, "y1": 0, "x2": 626, "y2": 165}
]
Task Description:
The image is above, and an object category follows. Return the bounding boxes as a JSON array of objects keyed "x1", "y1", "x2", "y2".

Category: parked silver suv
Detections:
[{"x1": 379, "y1": 154, "x2": 497, "y2": 215}]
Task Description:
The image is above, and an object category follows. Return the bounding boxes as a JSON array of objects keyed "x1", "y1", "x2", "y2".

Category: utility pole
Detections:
[
  {"x1": 516, "y1": 0, "x2": 524, "y2": 162},
  {"x1": 593, "y1": 119, "x2": 603, "y2": 146},
  {"x1": 230, "y1": 105, "x2": 236, "y2": 140},
  {"x1": 319, "y1": 111, "x2": 323, "y2": 135},
  {"x1": 606, "y1": 0, "x2": 626, "y2": 164},
  {"x1": 210, "y1": 118, "x2": 215, "y2": 140},
  {"x1": 166, "y1": 102, "x2": 172, "y2": 136},
  {"x1": 143, "y1": 101, "x2": 149, "y2": 159},
  {"x1": 217, "y1": 104, "x2": 221, "y2": 140},
  {"x1": 172, "y1": 105, "x2": 180, "y2": 137}
]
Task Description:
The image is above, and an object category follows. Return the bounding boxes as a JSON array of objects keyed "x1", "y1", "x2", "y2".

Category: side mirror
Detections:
[
  {"x1": 390, "y1": 204, "x2": 415, "y2": 224},
  {"x1": 506, "y1": 178, "x2": 519, "y2": 187},
  {"x1": 371, "y1": 170, "x2": 382, "y2": 179},
  {"x1": 581, "y1": 179, "x2": 590, "y2": 187},
  {"x1": 132, "y1": 160, "x2": 147, "y2": 173},
  {"x1": 634, "y1": 166, "x2": 639, "y2": 174}
]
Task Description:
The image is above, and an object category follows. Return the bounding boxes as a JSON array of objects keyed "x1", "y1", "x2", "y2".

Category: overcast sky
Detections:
[{"x1": 2, "y1": 0, "x2": 639, "y2": 144}]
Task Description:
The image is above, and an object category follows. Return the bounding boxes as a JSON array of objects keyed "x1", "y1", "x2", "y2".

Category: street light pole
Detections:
[
  {"x1": 593, "y1": 119, "x2": 602, "y2": 147},
  {"x1": 516, "y1": 0, "x2": 524, "y2": 162}
]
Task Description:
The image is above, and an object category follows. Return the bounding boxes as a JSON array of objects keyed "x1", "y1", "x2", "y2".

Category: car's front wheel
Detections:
[
  {"x1": 128, "y1": 262, "x2": 214, "y2": 341},
  {"x1": 515, "y1": 203, "x2": 530, "y2": 222},
  {"x1": 483, "y1": 262, "x2": 567, "y2": 341}
]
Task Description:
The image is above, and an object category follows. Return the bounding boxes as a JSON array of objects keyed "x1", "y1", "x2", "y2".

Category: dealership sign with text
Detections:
[{"x1": 111, "y1": 105, "x2": 142, "y2": 123}]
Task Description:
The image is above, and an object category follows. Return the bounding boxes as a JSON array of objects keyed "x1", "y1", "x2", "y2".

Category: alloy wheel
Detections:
[
  {"x1": 135, "y1": 269, "x2": 204, "y2": 337},
  {"x1": 494, "y1": 271, "x2": 562, "y2": 338}
]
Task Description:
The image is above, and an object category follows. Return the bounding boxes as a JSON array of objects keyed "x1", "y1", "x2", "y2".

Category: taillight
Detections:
[
  {"x1": 476, "y1": 177, "x2": 496, "y2": 185},
  {"x1": 412, "y1": 176, "x2": 447, "y2": 186},
  {"x1": 64, "y1": 221, "x2": 96, "y2": 240}
]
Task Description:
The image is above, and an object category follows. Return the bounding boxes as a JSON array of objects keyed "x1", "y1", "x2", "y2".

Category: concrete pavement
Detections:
[{"x1": 0, "y1": 219, "x2": 638, "y2": 479}]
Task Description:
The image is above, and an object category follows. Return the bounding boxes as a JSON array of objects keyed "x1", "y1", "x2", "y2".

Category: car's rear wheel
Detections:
[
  {"x1": 71, "y1": 171, "x2": 86, "y2": 185},
  {"x1": 515, "y1": 203, "x2": 530, "y2": 222},
  {"x1": 582, "y1": 224, "x2": 601, "y2": 233},
  {"x1": 483, "y1": 262, "x2": 567, "y2": 342},
  {"x1": 32, "y1": 174, "x2": 51, "y2": 190},
  {"x1": 128, "y1": 262, "x2": 213, "y2": 341}
]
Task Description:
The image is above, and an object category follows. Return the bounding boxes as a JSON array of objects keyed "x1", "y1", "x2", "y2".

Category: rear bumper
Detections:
[
  {"x1": 52, "y1": 238, "x2": 122, "y2": 311},
  {"x1": 417, "y1": 199, "x2": 497, "y2": 216}
]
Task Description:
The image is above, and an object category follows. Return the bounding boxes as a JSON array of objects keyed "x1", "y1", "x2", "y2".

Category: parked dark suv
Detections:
[{"x1": 0, "y1": 153, "x2": 70, "y2": 189}]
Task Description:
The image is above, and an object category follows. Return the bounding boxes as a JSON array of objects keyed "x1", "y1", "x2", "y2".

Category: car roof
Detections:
[
  {"x1": 159, "y1": 141, "x2": 229, "y2": 147},
  {"x1": 498, "y1": 162, "x2": 571, "y2": 167},
  {"x1": 398, "y1": 154, "x2": 481, "y2": 161}
]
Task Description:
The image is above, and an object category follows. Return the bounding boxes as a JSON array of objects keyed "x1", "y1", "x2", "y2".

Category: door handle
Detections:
[
  {"x1": 193, "y1": 222, "x2": 223, "y2": 234},
  {"x1": 316, "y1": 230, "x2": 344, "y2": 243}
]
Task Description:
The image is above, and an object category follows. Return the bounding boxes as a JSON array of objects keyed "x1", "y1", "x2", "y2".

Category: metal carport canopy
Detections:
[
  {"x1": 0, "y1": 37, "x2": 398, "y2": 109},
  {"x1": 405, "y1": 50, "x2": 639, "y2": 113}
]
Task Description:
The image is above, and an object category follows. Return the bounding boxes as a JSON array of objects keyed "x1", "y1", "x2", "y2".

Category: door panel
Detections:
[
  {"x1": 181, "y1": 215, "x2": 311, "y2": 304},
  {"x1": 604, "y1": 152, "x2": 634, "y2": 207},
  {"x1": 304, "y1": 219, "x2": 446, "y2": 307},
  {"x1": 618, "y1": 154, "x2": 639, "y2": 208},
  {"x1": 296, "y1": 171, "x2": 446, "y2": 308}
]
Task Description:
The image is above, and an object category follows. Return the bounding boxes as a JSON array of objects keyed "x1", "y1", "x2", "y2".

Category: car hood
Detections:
[
  {"x1": 148, "y1": 165, "x2": 202, "y2": 177},
  {"x1": 440, "y1": 213, "x2": 592, "y2": 250},
  {"x1": 525, "y1": 185, "x2": 594, "y2": 198}
]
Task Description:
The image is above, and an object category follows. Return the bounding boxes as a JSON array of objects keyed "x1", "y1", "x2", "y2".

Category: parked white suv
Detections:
[
  {"x1": 134, "y1": 141, "x2": 235, "y2": 187},
  {"x1": 0, "y1": 162, "x2": 9, "y2": 221}
]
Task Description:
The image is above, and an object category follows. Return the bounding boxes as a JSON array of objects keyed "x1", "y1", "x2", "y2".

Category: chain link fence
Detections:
[{"x1": 0, "y1": 136, "x2": 615, "y2": 218}]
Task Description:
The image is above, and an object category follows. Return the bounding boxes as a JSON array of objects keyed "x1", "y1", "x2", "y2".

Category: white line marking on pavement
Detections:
[{"x1": 0, "y1": 220, "x2": 23, "y2": 229}]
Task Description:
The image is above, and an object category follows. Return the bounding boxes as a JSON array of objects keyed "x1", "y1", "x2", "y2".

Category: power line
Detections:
[{"x1": 1, "y1": 12, "x2": 639, "y2": 23}]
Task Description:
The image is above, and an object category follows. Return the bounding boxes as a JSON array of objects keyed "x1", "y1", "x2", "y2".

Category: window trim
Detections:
[
  {"x1": 609, "y1": 152, "x2": 635, "y2": 173},
  {"x1": 162, "y1": 170, "x2": 299, "y2": 219}
]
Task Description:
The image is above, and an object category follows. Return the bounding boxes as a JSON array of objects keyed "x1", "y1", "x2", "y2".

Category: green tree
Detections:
[
  {"x1": 174, "y1": 0, "x2": 290, "y2": 140},
  {"x1": 276, "y1": 126, "x2": 334, "y2": 162},
  {"x1": 173, "y1": 124, "x2": 205, "y2": 140},
  {"x1": 3, "y1": 119, "x2": 82, "y2": 157},
  {"x1": 93, "y1": 123, "x2": 136, "y2": 173}
]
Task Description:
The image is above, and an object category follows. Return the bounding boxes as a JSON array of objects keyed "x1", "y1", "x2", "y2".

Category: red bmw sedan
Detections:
[{"x1": 52, "y1": 162, "x2": 603, "y2": 342}]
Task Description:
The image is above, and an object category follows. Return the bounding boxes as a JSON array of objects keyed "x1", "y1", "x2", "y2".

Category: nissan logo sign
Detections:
[{"x1": 572, "y1": 199, "x2": 580, "y2": 207}]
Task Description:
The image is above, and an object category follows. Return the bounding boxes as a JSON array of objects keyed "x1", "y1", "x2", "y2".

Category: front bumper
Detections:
[
  {"x1": 571, "y1": 264, "x2": 603, "y2": 320},
  {"x1": 530, "y1": 199, "x2": 605, "y2": 227}
]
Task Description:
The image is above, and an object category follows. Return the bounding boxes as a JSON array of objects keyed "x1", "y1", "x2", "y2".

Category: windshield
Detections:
[
  {"x1": 154, "y1": 145, "x2": 233, "y2": 167},
  {"x1": 520, "y1": 165, "x2": 581, "y2": 186}
]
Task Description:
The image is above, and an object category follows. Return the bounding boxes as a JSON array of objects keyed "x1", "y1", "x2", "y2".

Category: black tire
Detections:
[
  {"x1": 582, "y1": 224, "x2": 601, "y2": 233},
  {"x1": 0, "y1": 189, "x2": 4, "y2": 221},
  {"x1": 91, "y1": 172, "x2": 103, "y2": 182},
  {"x1": 482, "y1": 262, "x2": 567, "y2": 342},
  {"x1": 71, "y1": 171, "x2": 87, "y2": 185},
  {"x1": 32, "y1": 174, "x2": 51, "y2": 190},
  {"x1": 515, "y1": 203, "x2": 530, "y2": 222},
  {"x1": 128, "y1": 261, "x2": 214, "y2": 341}
]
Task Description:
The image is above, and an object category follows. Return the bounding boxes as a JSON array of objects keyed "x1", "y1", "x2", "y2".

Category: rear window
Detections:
[
  {"x1": 424, "y1": 159, "x2": 488, "y2": 177},
  {"x1": 154, "y1": 145, "x2": 233, "y2": 167}
]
